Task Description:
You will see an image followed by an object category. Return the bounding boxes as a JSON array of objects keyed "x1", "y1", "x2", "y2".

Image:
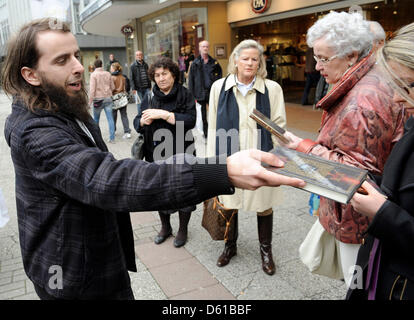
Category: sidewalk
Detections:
[{"x1": 0, "y1": 92, "x2": 347, "y2": 300}]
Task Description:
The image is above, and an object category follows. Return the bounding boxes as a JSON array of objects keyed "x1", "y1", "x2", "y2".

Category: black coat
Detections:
[
  {"x1": 347, "y1": 116, "x2": 414, "y2": 300},
  {"x1": 188, "y1": 55, "x2": 222, "y2": 102},
  {"x1": 133, "y1": 83, "x2": 196, "y2": 162},
  {"x1": 5, "y1": 97, "x2": 233, "y2": 299},
  {"x1": 129, "y1": 60, "x2": 151, "y2": 90}
]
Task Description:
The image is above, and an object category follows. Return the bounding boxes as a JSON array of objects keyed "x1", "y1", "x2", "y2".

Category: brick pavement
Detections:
[{"x1": 0, "y1": 91, "x2": 347, "y2": 300}]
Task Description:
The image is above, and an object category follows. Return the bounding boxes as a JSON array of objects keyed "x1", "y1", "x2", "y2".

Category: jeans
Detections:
[
  {"x1": 136, "y1": 88, "x2": 151, "y2": 115},
  {"x1": 93, "y1": 97, "x2": 115, "y2": 141},
  {"x1": 112, "y1": 106, "x2": 131, "y2": 134}
]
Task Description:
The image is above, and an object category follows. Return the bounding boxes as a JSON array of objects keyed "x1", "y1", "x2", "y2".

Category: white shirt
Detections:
[
  {"x1": 235, "y1": 75, "x2": 256, "y2": 96},
  {"x1": 75, "y1": 119, "x2": 96, "y2": 144}
]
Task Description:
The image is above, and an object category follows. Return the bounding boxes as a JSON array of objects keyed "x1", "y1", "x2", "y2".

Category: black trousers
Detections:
[{"x1": 198, "y1": 100, "x2": 208, "y2": 138}]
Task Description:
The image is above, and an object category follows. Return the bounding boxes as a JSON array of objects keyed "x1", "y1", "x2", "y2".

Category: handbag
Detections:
[
  {"x1": 202, "y1": 197, "x2": 237, "y2": 241},
  {"x1": 131, "y1": 133, "x2": 145, "y2": 160},
  {"x1": 299, "y1": 219, "x2": 343, "y2": 279},
  {"x1": 112, "y1": 92, "x2": 129, "y2": 110}
]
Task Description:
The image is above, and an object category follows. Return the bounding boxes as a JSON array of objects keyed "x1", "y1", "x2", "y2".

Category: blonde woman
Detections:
[
  {"x1": 206, "y1": 39, "x2": 286, "y2": 275},
  {"x1": 348, "y1": 22, "x2": 414, "y2": 300}
]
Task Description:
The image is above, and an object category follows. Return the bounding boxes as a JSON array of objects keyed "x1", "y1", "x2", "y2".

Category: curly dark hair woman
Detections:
[
  {"x1": 148, "y1": 56, "x2": 180, "y2": 83},
  {"x1": 133, "y1": 56, "x2": 196, "y2": 248}
]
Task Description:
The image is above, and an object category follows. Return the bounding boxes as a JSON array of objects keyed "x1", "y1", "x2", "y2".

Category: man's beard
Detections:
[{"x1": 41, "y1": 77, "x2": 90, "y2": 122}]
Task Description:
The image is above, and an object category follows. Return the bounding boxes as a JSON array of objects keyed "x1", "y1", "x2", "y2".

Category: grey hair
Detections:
[
  {"x1": 227, "y1": 39, "x2": 267, "y2": 78},
  {"x1": 307, "y1": 11, "x2": 373, "y2": 61},
  {"x1": 369, "y1": 21, "x2": 386, "y2": 44},
  {"x1": 377, "y1": 22, "x2": 414, "y2": 106}
]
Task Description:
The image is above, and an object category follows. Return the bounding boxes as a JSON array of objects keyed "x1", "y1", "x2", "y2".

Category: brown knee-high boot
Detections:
[
  {"x1": 216, "y1": 213, "x2": 238, "y2": 267},
  {"x1": 154, "y1": 212, "x2": 172, "y2": 245},
  {"x1": 257, "y1": 212, "x2": 276, "y2": 275}
]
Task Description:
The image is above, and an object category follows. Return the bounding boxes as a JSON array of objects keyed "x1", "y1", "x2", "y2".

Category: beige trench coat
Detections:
[{"x1": 206, "y1": 75, "x2": 286, "y2": 212}]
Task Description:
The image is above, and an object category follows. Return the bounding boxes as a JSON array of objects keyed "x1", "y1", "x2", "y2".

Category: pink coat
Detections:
[{"x1": 297, "y1": 54, "x2": 406, "y2": 244}]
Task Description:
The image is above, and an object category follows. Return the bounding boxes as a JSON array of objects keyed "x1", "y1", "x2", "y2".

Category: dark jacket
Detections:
[
  {"x1": 347, "y1": 116, "x2": 414, "y2": 300},
  {"x1": 106, "y1": 59, "x2": 119, "y2": 72},
  {"x1": 188, "y1": 55, "x2": 222, "y2": 102},
  {"x1": 133, "y1": 83, "x2": 196, "y2": 162},
  {"x1": 4, "y1": 97, "x2": 234, "y2": 299},
  {"x1": 129, "y1": 60, "x2": 151, "y2": 91}
]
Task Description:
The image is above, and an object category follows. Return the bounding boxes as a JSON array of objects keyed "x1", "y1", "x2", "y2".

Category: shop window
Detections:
[{"x1": 141, "y1": 6, "x2": 207, "y2": 66}]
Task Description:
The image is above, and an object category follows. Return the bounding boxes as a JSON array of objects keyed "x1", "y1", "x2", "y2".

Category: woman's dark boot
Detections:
[
  {"x1": 154, "y1": 212, "x2": 172, "y2": 244},
  {"x1": 257, "y1": 212, "x2": 276, "y2": 275},
  {"x1": 174, "y1": 210, "x2": 192, "y2": 248},
  {"x1": 216, "y1": 214, "x2": 238, "y2": 267}
]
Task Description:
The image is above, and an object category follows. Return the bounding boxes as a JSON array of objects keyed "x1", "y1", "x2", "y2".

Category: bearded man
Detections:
[{"x1": 2, "y1": 18, "x2": 304, "y2": 300}]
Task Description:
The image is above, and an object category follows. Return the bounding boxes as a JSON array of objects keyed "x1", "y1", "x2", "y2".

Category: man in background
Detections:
[
  {"x1": 188, "y1": 40, "x2": 222, "y2": 139},
  {"x1": 130, "y1": 50, "x2": 151, "y2": 114},
  {"x1": 105, "y1": 53, "x2": 118, "y2": 72}
]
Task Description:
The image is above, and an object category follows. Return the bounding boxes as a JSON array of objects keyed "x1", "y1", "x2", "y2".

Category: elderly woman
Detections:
[
  {"x1": 348, "y1": 22, "x2": 414, "y2": 300},
  {"x1": 283, "y1": 11, "x2": 405, "y2": 286},
  {"x1": 206, "y1": 39, "x2": 286, "y2": 275},
  {"x1": 133, "y1": 57, "x2": 196, "y2": 248}
]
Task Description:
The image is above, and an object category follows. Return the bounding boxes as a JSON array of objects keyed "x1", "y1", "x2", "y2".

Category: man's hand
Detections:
[
  {"x1": 226, "y1": 149, "x2": 306, "y2": 190},
  {"x1": 282, "y1": 130, "x2": 303, "y2": 149}
]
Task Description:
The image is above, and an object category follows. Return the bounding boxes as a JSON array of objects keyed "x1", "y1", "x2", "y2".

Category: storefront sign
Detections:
[
  {"x1": 121, "y1": 25, "x2": 134, "y2": 36},
  {"x1": 251, "y1": 0, "x2": 271, "y2": 14}
]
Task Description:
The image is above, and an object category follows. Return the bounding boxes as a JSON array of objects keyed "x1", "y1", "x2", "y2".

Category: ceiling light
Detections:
[{"x1": 155, "y1": 19, "x2": 161, "y2": 24}]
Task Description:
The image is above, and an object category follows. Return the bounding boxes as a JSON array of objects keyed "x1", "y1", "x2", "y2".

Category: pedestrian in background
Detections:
[
  {"x1": 1, "y1": 18, "x2": 306, "y2": 300},
  {"x1": 130, "y1": 50, "x2": 151, "y2": 115},
  {"x1": 301, "y1": 47, "x2": 320, "y2": 105},
  {"x1": 207, "y1": 39, "x2": 286, "y2": 276},
  {"x1": 89, "y1": 59, "x2": 116, "y2": 143},
  {"x1": 188, "y1": 40, "x2": 222, "y2": 139},
  {"x1": 348, "y1": 21, "x2": 414, "y2": 300},
  {"x1": 134, "y1": 57, "x2": 196, "y2": 247},
  {"x1": 282, "y1": 11, "x2": 405, "y2": 287},
  {"x1": 106, "y1": 53, "x2": 118, "y2": 72},
  {"x1": 111, "y1": 62, "x2": 131, "y2": 139}
]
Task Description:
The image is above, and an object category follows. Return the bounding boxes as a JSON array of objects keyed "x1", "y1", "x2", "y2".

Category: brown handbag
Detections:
[{"x1": 202, "y1": 197, "x2": 237, "y2": 241}]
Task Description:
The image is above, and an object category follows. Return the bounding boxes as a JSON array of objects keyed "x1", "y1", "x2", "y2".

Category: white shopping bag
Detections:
[
  {"x1": 195, "y1": 102, "x2": 204, "y2": 134},
  {"x1": 0, "y1": 188, "x2": 10, "y2": 228}
]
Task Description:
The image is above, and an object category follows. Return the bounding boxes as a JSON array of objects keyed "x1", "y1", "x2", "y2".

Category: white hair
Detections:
[
  {"x1": 369, "y1": 21, "x2": 386, "y2": 44},
  {"x1": 307, "y1": 11, "x2": 373, "y2": 61}
]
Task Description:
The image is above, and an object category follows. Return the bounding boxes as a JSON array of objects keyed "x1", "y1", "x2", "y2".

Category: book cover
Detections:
[
  {"x1": 265, "y1": 146, "x2": 368, "y2": 204},
  {"x1": 249, "y1": 109, "x2": 290, "y2": 144}
]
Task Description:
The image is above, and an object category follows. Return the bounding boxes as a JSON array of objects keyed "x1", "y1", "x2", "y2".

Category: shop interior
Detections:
[{"x1": 233, "y1": 0, "x2": 414, "y2": 104}]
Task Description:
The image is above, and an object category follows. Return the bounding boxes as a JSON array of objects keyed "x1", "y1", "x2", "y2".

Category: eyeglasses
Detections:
[
  {"x1": 313, "y1": 54, "x2": 338, "y2": 65},
  {"x1": 401, "y1": 82, "x2": 414, "y2": 95}
]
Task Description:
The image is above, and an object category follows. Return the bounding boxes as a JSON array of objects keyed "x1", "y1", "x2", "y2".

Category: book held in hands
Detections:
[
  {"x1": 249, "y1": 109, "x2": 289, "y2": 144},
  {"x1": 265, "y1": 146, "x2": 368, "y2": 204}
]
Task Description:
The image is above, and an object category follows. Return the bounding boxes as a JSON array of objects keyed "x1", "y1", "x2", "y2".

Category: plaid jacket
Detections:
[{"x1": 4, "y1": 98, "x2": 234, "y2": 299}]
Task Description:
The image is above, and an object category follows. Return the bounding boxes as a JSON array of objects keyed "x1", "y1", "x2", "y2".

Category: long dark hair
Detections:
[{"x1": 1, "y1": 18, "x2": 85, "y2": 112}]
